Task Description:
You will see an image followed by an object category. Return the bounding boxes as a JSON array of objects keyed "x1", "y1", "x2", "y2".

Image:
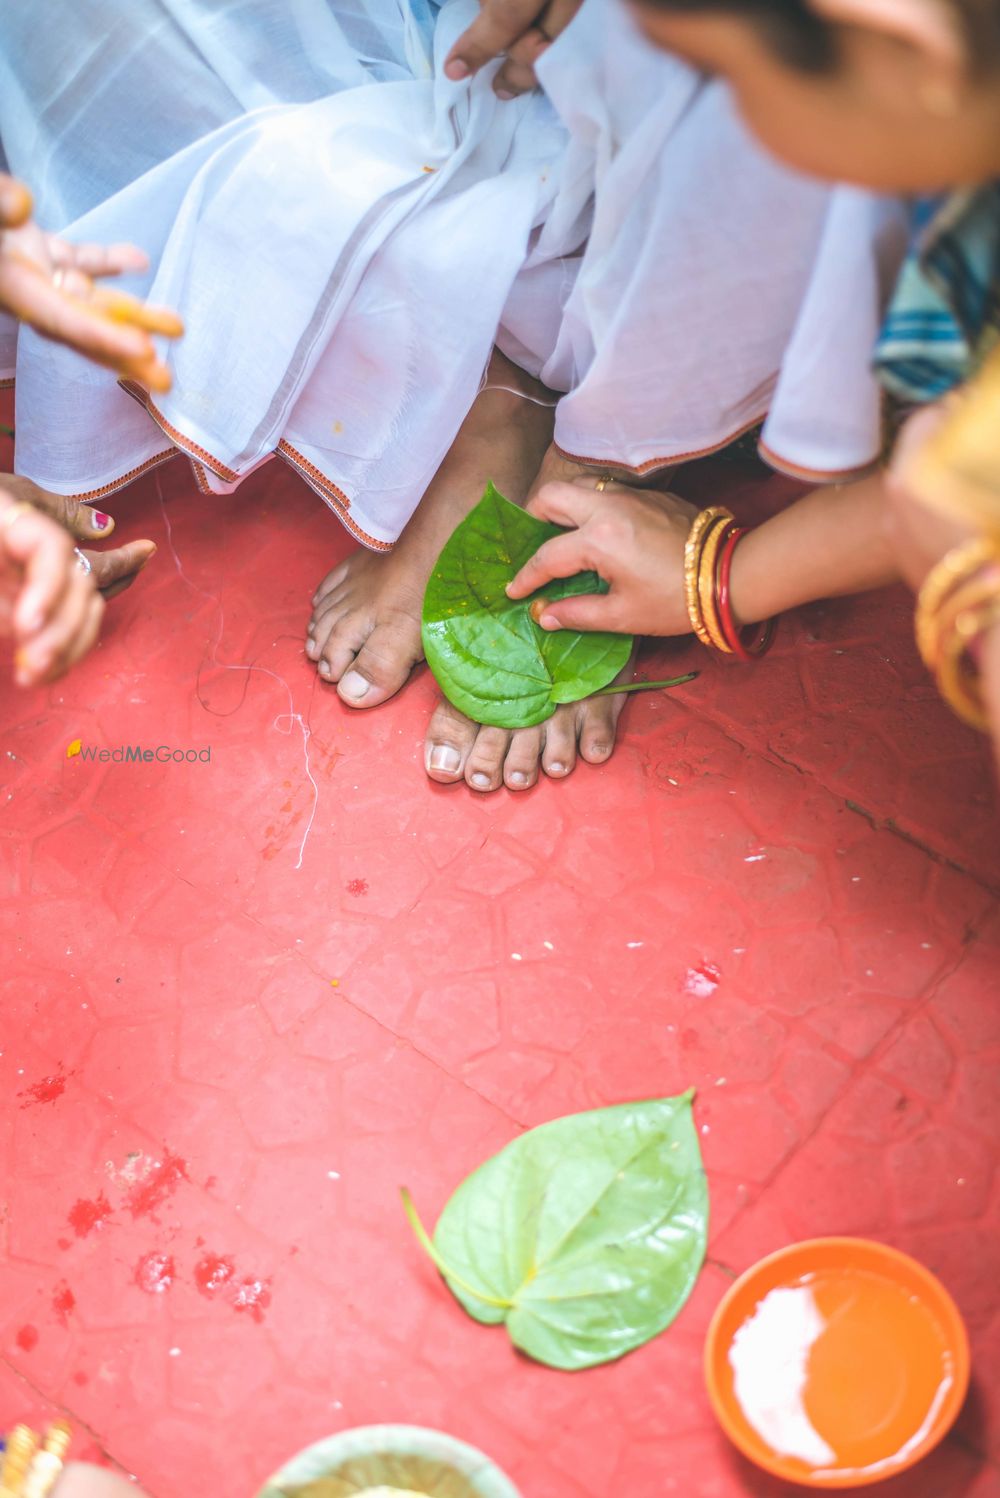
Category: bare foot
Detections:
[
  {"x1": 306, "y1": 351, "x2": 555, "y2": 707},
  {"x1": 425, "y1": 655, "x2": 635, "y2": 791},
  {"x1": 2, "y1": 474, "x2": 156, "y2": 597},
  {"x1": 424, "y1": 442, "x2": 674, "y2": 791}
]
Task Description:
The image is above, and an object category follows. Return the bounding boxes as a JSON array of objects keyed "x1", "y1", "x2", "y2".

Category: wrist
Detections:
[{"x1": 727, "y1": 524, "x2": 771, "y2": 628}]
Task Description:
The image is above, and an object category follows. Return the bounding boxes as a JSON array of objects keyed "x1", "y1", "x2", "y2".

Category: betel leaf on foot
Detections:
[
  {"x1": 421, "y1": 481, "x2": 634, "y2": 729},
  {"x1": 401, "y1": 1093, "x2": 708, "y2": 1371}
]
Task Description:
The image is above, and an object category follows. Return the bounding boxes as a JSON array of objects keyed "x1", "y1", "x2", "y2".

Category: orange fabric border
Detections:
[{"x1": 277, "y1": 441, "x2": 393, "y2": 553}]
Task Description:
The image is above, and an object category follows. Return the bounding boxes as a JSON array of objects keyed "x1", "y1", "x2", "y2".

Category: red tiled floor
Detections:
[{"x1": 1, "y1": 438, "x2": 998, "y2": 1498}]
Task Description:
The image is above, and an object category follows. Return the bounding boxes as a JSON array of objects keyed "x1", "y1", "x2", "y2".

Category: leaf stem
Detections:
[
  {"x1": 593, "y1": 671, "x2": 698, "y2": 699},
  {"x1": 399, "y1": 1188, "x2": 513, "y2": 1311}
]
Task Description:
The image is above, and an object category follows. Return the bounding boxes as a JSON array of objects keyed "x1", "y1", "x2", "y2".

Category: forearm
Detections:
[{"x1": 729, "y1": 472, "x2": 899, "y2": 627}]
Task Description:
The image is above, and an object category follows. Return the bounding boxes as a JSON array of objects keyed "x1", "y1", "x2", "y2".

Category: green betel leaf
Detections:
[
  {"x1": 401, "y1": 1093, "x2": 708, "y2": 1371},
  {"x1": 421, "y1": 482, "x2": 634, "y2": 729}
]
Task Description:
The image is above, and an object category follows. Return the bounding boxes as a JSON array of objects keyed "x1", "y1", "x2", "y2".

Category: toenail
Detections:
[
  {"x1": 318, "y1": 660, "x2": 332, "y2": 677},
  {"x1": 429, "y1": 744, "x2": 461, "y2": 774},
  {"x1": 307, "y1": 621, "x2": 315, "y2": 635},
  {"x1": 340, "y1": 669, "x2": 370, "y2": 700},
  {"x1": 305, "y1": 639, "x2": 319, "y2": 658},
  {"x1": 508, "y1": 770, "x2": 528, "y2": 786},
  {"x1": 548, "y1": 761, "x2": 567, "y2": 775},
  {"x1": 471, "y1": 771, "x2": 491, "y2": 789}
]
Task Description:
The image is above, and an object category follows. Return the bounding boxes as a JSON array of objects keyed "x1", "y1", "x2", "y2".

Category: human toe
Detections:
[
  {"x1": 578, "y1": 693, "x2": 622, "y2": 765},
  {"x1": 541, "y1": 708, "x2": 578, "y2": 779},
  {"x1": 336, "y1": 613, "x2": 422, "y2": 708},
  {"x1": 464, "y1": 725, "x2": 512, "y2": 793},
  {"x1": 503, "y1": 726, "x2": 543, "y2": 790},
  {"x1": 425, "y1": 699, "x2": 480, "y2": 784}
]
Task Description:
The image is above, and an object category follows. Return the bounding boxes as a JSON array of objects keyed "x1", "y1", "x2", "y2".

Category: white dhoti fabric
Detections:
[{"x1": 0, "y1": 0, "x2": 908, "y2": 548}]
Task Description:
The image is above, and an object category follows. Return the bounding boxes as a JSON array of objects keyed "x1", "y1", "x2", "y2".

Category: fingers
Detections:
[
  {"x1": 2, "y1": 501, "x2": 76, "y2": 637},
  {"x1": 85, "y1": 538, "x2": 157, "y2": 599},
  {"x1": 532, "y1": 591, "x2": 620, "y2": 633},
  {"x1": 0, "y1": 254, "x2": 174, "y2": 390},
  {"x1": 0, "y1": 173, "x2": 32, "y2": 229},
  {"x1": 17, "y1": 560, "x2": 101, "y2": 685},
  {"x1": 90, "y1": 286, "x2": 184, "y2": 338},
  {"x1": 525, "y1": 479, "x2": 604, "y2": 528},
  {"x1": 11, "y1": 479, "x2": 116, "y2": 541},
  {"x1": 47, "y1": 235, "x2": 150, "y2": 279},
  {"x1": 493, "y1": 20, "x2": 554, "y2": 92},
  {"x1": 444, "y1": 0, "x2": 545, "y2": 79},
  {"x1": 507, "y1": 529, "x2": 592, "y2": 599},
  {"x1": 493, "y1": 55, "x2": 541, "y2": 96}
]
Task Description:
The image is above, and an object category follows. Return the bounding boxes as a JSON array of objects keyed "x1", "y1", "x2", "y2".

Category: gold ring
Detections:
[
  {"x1": 594, "y1": 476, "x2": 615, "y2": 492},
  {"x1": 0, "y1": 500, "x2": 34, "y2": 536}
]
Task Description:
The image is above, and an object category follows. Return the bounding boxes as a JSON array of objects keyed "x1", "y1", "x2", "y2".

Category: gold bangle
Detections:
[
  {"x1": 1, "y1": 1422, "x2": 71, "y2": 1498},
  {"x1": 915, "y1": 537, "x2": 1000, "y2": 670},
  {"x1": 697, "y1": 516, "x2": 735, "y2": 654},
  {"x1": 934, "y1": 581, "x2": 999, "y2": 728},
  {"x1": 684, "y1": 506, "x2": 734, "y2": 647},
  {"x1": 0, "y1": 1427, "x2": 37, "y2": 1496}
]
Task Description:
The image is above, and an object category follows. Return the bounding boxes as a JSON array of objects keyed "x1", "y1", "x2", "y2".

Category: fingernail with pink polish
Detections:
[{"x1": 92, "y1": 511, "x2": 112, "y2": 530}]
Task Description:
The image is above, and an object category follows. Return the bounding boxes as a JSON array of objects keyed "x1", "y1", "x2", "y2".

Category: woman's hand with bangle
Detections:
[{"x1": 505, "y1": 476, "x2": 698, "y2": 635}]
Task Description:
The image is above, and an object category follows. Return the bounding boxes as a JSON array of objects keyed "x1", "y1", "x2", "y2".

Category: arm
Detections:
[
  {"x1": 507, "y1": 471, "x2": 897, "y2": 636},
  {"x1": 729, "y1": 471, "x2": 898, "y2": 626}
]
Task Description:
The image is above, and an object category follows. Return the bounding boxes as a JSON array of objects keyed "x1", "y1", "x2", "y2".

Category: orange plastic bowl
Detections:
[{"x1": 705, "y1": 1238, "x2": 969, "y2": 1488}]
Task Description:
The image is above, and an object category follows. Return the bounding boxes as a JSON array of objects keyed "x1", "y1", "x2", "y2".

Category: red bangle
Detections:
[{"x1": 716, "y1": 526, "x2": 776, "y2": 661}]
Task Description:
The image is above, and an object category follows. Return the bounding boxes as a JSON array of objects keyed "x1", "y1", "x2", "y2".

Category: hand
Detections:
[
  {"x1": 10, "y1": 478, "x2": 157, "y2": 599},
  {"x1": 444, "y1": 0, "x2": 582, "y2": 97},
  {"x1": 56, "y1": 1463, "x2": 150, "y2": 1498},
  {"x1": 506, "y1": 476, "x2": 698, "y2": 635},
  {"x1": 884, "y1": 403, "x2": 975, "y2": 591},
  {"x1": 0, "y1": 490, "x2": 105, "y2": 685},
  {"x1": 0, "y1": 173, "x2": 183, "y2": 392}
]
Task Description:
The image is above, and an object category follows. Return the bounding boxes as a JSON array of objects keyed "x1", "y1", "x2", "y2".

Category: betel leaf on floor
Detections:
[
  {"x1": 421, "y1": 481, "x2": 634, "y2": 729},
  {"x1": 401, "y1": 1093, "x2": 709, "y2": 1371}
]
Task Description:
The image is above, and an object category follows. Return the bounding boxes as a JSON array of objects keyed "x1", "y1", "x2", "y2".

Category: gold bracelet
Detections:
[
  {"x1": 696, "y1": 515, "x2": 735, "y2": 654},
  {"x1": 915, "y1": 537, "x2": 999, "y2": 670},
  {"x1": 684, "y1": 506, "x2": 734, "y2": 648},
  {"x1": 932, "y1": 580, "x2": 1000, "y2": 730},
  {"x1": 1, "y1": 1422, "x2": 71, "y2": 1498}
]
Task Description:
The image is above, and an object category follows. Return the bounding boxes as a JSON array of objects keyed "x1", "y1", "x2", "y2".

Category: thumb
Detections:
[
  {"x1": 0, "y1": 173, "x2": 32, "y2": 229},
  {"x1": 532, "y1": 591, "x2": 621, "y2": 634},
  {"x1": 8, "y1": 479, "x2": 116, "y2": 541},
  {"x1": 85, "y1": 539, "x2": 157, "y2": 599}
]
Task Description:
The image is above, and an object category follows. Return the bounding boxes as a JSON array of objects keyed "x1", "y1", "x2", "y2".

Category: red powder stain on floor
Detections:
[
  {"x1": 56, "y1": 1238, "x2": 71, "y2": 1252},
  {"x1": 683, "y1": 962, "x2": 721, "y2": 998},
  {"x1": 346, "y1": 878, "x2": 368, "y2": 896},
  {"x1": 72, "y1": 1371, "x2": 89, "y2": 1387},
  {"x1": 125, "y1": 1150, "x2": 189, "y2": 1219},
  {"x1": 194, "y1": 1252, "x2": 235, "y2": 1297},
  {"x1": 134, "y1": 1251, "x2": 175, "y2": 1295},
  {"x1": 18, "y1": 1065, "x2": 74, "y2": 1109},
  {"x1": 230, "y1": 1276, "x2": 272, "y2": 1323},
  {"x1": 194, "y1": 1252, "x2": 271, "y2": 1323},
  {"x1": 52, "y1": 1282, "x2": 76, "y2": 1325},
  {"x1": 68, "y1": 1192, "x2": 114, "y2": 1238},
  {"x1": 16, "y1": 1325, "x2": 38, "y2": 1352}
]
